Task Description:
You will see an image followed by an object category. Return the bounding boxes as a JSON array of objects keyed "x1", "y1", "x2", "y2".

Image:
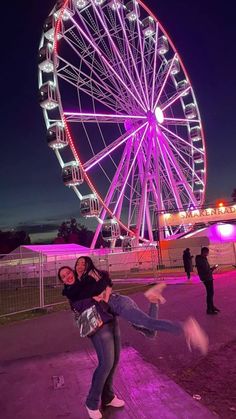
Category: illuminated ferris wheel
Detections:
[{"x1": 38, "y1": 0, "x2": 206, "y2": 247}]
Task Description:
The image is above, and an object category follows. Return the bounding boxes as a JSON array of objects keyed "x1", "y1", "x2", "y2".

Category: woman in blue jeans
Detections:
[
  {"x1": 87, "y1": 317, "x2": 122, "y2": 417},
  {"x1": 59, "y1": 265, "x2": 124, "y2": 419},
  {"x1": 59, "y1": 259, "x2": 208, "y2": 418},
  {"x1": 74, "y1": 257, "x2": 208, "y2": 343}
]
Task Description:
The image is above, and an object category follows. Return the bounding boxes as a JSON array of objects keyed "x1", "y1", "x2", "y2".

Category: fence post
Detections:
[
  {"x1": 20, "y1": 246, "x2": 23, "y2": 288},
  {"x1": 233, "y1": 242, "x2": 236, "y2": 266},
  {"x1": 39, "y1": 252, "x2": 45, "y2": 308}
]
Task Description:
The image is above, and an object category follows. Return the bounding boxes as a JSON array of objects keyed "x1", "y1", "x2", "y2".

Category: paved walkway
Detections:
[
  {"x1": 0, "y1": 346, "x2": 215, "y2": 419},
  {"x1": 1, "y1": 271, "x2": 236, "y2": 418}
]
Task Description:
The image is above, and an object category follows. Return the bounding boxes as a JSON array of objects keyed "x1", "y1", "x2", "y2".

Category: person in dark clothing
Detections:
[
  {"x1": 58, "y1": 265, "x2": 123, "y2": 419},
  {"x1": 72, "y1": 257, "x2": 195, "y2": 338},
  {"x1": 183, "y1": 248, "x2": 193, "y2": 280},
  {"x1": 195, "y1": 247, "x2": 220, "y2": 315},
  {"x1": 59, "y1": 263, "x2": 179, "y2": 339},
  {"x1": 59, "y1": 258, "x2": 209, "y2": 352}
]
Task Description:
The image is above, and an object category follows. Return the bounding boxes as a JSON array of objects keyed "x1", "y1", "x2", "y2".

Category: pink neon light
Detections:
[
  {"x1": 161, "y1": 129, "x2": 203, "y2": 184},
  {"x1": 216, "y1": 224, "x2": 234, "y2": 237},
  {"x1": 161, "y1": 87, "x2": 191, "y2": 111},
  {"x1": 116, "y1": 8, "x2": 149, "y2": 110},
  {"x1": 164, "y1": 117, "x2": 200, "y2": 124},
  {"x1": 77, "y1": 10, "x2": 146, "y2": 112},
  {"x1": 204, "y1": 224, "x2": 236, "y2": 243},
  {"x1": 85, "y1": 122, "x2": 147, "y2": 171},
  {"x1": 53, "y1": 7, "x2": 135, "y2": 237},
  {"x1": 152, "y1": 53, "x2": 177, "y2": 112},
  {"x1": 64, "y1": 111, "x2": 146, "y2": 119},
  {"x1": 113, "y1": 123, "x2": 149, "y2": 215},
  {"x1": 134, "y1": 1, "x2": 149, "y2": 109},
  {"x1": 52, "y1": 0, "x2": 207, "y2": 239},
  {"x1": 161, "y1": 125, "x2": 204, "y2": 154},
  {"x1": 157, "y1": 133, "x2": 182, "y2": 208},
  {"x1": 136, "y1": 0, "x2": 207, "y2": 206},
  {"x1": 162, "y1": 139, "x2": 197, "y2": 206},
  {"x1": 151, "y1": 26, "x2": 159, "y2": 111}
]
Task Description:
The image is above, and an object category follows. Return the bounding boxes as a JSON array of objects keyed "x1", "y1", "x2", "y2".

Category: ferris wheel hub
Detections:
[{"x1": 155, "y1": 107, "x2": 164, "y2": 124}]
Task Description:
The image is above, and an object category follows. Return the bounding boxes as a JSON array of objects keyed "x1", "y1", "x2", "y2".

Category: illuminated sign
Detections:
[{"x1": 159, "y1": 205, "x2": 236, "y2": 228}]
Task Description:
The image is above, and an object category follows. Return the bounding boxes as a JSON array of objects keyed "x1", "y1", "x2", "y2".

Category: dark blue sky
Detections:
[{"x1": 1, "y1": 1, "x2": 235, "y2": 239}]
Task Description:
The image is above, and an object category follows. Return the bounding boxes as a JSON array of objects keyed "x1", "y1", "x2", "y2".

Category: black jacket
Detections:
[
  {"x1": 62, "y1": 272, "x2": 114, "y2": 323},
  {"x1": 183, "y1": 250, "x2": 193, "y2": 272},
  {"x1": 195, "y1": 255, "x2": 213, "y2": 282}
]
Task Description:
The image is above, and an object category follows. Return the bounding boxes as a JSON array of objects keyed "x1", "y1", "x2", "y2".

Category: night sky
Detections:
[{"x1": 1, "y1": 1, "x2": 235, "y2": 241}]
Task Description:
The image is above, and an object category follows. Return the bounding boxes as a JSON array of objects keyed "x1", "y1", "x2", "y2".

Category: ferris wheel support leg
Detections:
[
  {"x1": 91, "y1": 204, "x2": 110, "y2": 249},
  {"x1": 90, "y1": 142, "x2": 132, "y2": 249},
  {"x1": 135, "y1": 127, "x2": 153, "y2": 240}
]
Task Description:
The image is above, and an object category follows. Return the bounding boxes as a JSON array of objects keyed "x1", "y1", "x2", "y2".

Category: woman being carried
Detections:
[{"x1": 59, "y1": 256, "x2": 209, "y2": 355}]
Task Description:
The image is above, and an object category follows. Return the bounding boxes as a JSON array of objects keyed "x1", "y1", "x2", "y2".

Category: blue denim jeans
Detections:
[
  {"x1": 132, "y1": 301, "x2": 158, "y2": 338},
  {"x1": 86, "y1": 317, "x2": 121, "y2": 410},
  {"x1": 108, "y1": 294, "x2": 182, "y2": 335}
]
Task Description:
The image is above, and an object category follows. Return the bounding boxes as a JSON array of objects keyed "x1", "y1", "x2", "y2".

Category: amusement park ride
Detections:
[{"x1": 38, "y1": 0, "x2": 209, "y2": 248}]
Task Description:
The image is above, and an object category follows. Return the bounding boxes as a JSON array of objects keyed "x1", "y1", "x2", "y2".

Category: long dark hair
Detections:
[{"x1": 75, "y1": 256, "x2": 106, "y2": 279}]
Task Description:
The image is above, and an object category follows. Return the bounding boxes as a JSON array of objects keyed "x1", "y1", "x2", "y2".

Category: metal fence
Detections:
[{"x1": 0, "y1": 243, "x2": 236, "y2": 317}]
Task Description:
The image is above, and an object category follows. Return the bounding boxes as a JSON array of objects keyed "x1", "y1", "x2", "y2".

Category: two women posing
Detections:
[{"x1": 58, "y1": 256, "x2": 208, "y2": 419}]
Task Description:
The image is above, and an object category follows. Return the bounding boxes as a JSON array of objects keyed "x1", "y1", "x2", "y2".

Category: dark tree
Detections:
[
  {"x1": 231, "y1": 189, "x2": 236, "y2": 203},
  {"x1": 0, "y1": 230, "x2": 31, "y2": 254}
]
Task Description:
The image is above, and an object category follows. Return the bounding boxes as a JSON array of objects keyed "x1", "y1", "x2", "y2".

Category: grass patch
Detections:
[{"x1": 0, "y1": 283, "x2": 151, "y2": 326}]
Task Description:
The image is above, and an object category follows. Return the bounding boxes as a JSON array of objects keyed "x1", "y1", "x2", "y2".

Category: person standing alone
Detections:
[
  {"x1": 195, "y1": 247, "x2": 220, "y2": 315},
  {"x1": 183, "y1": 248, "x2": 193, "y2": 280}
]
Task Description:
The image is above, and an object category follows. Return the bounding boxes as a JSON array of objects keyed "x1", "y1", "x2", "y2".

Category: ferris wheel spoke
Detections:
[
  {"x1": 58, "y1": 71, "x2": 123, "y2": 114},
  {"x1": 149, "y1": 135, "x2": 165, "y2": 214},
  {"x1": 161, "y1": 87, "x2": 191, "y2": 112},
  {"x1": 90, "y1": 3, "x2": 147, "y2": 112},
  {"x1": 112, "y1": 123, "x2": 149, "y2": 215},
  {"x1": 152, "y1": 53, "x2": 178, "y2": 112},
  {"x1": 163, "y1": 117, "x2": 200, "y2": 125},
  {"x1": 157, "y1": 133, "x2": 183, "y2": 209},
  {"x1": 114, "y1": 144, "x2": 133, "y2": 220},
  {"x1": 135, "y1": 127, "x2": 153, "y2": 238},
  {"x1": 116, "y1": 8, "x2": 149, "y2": 109},
  {"x1": 83, "y1": 122, "x2": 147, "y2": 172},
  {"x1": 76, "y1": 12, "x2": 130, "y2": 105},
  {"x1": 133, "y1": 2, "x2": 150, "y2": 110},
  {"x1": 57, "y1": 54, "x2": 125, "y2": 110},
  {"x1": 61, "y1": 36, "x2": 129, "y2": 112},
  {"x1": 68, "y1": 15, "x2": 146, "y2": 112},
  {"x1": 151, "y1": 24, "x2": 159, "y2": 111},
  {"x1": 160, "y1": 125, "x2": 204, "y2": 154},
  {"x1": 91, "y1": 140, "x2": 132, "y2": 248},
  {"x1": 91, "y1": 148, "x2": 132, "y2": 248},
  {"x1": 161, "y1": 138, "x2": 198, "y2": 206},
  {"x1": 63, "y1": 111, "x2": 146, "y2": 124},
  {"x1": 127, "y1": 164, "x2": 136, "y2": 229},
  {"x1": 161, "y1": 130, "x2": 204, "y2": 185}
]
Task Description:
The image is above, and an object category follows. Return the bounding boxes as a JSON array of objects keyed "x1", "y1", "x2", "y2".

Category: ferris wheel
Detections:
[{"x1": 38, "y1": 0, "x2": 206, "y2": 247}]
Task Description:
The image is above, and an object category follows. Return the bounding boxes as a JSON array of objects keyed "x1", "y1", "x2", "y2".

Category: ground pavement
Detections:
[{"x1": 0, "y1": 271, "x2": 236, "y2": 418}]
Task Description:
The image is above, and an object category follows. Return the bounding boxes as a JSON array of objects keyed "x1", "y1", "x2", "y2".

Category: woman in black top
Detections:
[{"x1": 59, "y1": 265, "x2": 124, "y2": 419}]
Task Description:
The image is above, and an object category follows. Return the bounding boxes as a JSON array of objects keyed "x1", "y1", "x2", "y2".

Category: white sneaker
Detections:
[
  {"x1": 85, "y1": 406, "x2": 102, "y2": 419},
  {"x1": 184, "y1": 317, "x2": 209, "y2": 356},
  {"x1": 106, "y1": 395, "x2": 125, "y2": 408},
  {"x1": 144, "y1": 283, "x2": 166, "y2": 304}
]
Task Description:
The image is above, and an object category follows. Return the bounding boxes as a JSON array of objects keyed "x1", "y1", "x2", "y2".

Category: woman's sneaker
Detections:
[
  {"x1": 183, "y1": 317, "x2": 209, "y2": 355},
  {"x1": 144, "y1": 283, "x2": 166, "y2": 304},
  {"x1": 106, "y1": 395, "x2": 125, "y2": 408},
  {"x1": 85, "y1": 406, "x2": 102, "y2": 419}
]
